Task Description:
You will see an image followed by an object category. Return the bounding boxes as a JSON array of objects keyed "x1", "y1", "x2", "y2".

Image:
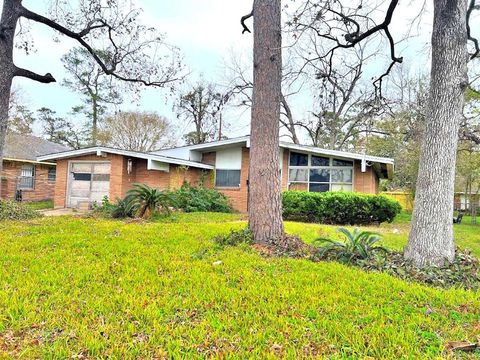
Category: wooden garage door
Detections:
[{"x1": 68, "y1": 162, "x2": 111, "y2": 207}]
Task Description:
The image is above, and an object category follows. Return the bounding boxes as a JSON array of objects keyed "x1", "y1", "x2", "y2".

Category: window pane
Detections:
[
  {"x1": 311, "y1": 155, "x2": 330, "y2": 166},
  {"x1": 71, "y1": 163, "x2": 92, "y2": 172},
  {"x1": 331, "y1": 184, "x2": 353, "y2": 192},
  {"x1": 289, "y1": 183, "x2": 308, "y2": 191},
  {"x1": 332, "y1": 158, "x2": 353, "y2": 167},
  {"x1": 93, "y1": 163, "x2": 111, "y2": 174},
  {"x1": 92, "y1": 174, "x2": 110, "y2": 182},
  {"x1": 309, "y1": 183, "x2": 329, "y2": 192},
  {"x1": 309, "y1": 169, "x2": 330, "y2": 182},
  {"x1": 73, "y1": 173, "x2": 92, "y2": 181},
  {"x1": 289, "y1": 152, "x2": 308, "y2": 166},
  {"x1": 289, "y1": 169, "x2": 308, "y2": 182},
  {"x1": 48, "y1": 167, "x2": 56, "y2": 182},
  {"x1": 331, "y1": 169, "x2": 353, "y2": 183},
  {"x1": 215, "y1": 170, "x2": 241, "y2": 187}
]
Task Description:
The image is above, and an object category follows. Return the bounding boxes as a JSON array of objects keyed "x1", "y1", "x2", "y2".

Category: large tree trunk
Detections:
[
  {"x1": 248, "y1": 0, "x2": 284, "y2": 244},
  {"x1": 0, "y1": 0, "x2": 19, "y2": 198},
  {"x1": 405, "y1": 0, "x2": 468, "y2": 267}
]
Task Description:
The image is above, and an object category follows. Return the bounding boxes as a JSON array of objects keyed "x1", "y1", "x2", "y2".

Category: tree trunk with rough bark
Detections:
[
  {"x1": 405, "y1": 0, "x2": 468, "y2": 267},
  {"x1": 248, "y1": 0, "x2": 284, "y2": 244},
  {"x1": 0, "y1": 0, "x2": 19, "y2": 198}
]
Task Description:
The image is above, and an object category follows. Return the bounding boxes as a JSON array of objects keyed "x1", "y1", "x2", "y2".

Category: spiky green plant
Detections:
[
  {"x1": 125, "y1": 184, "x2": 172, "y2": 218},
  {"x1": 314, "y1": 227, "x2": 388, "y2": 263}
]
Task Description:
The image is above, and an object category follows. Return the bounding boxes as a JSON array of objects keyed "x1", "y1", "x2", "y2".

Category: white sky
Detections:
[{"x1": 4, "y1": 0, "x2": 477, "y2": 143}]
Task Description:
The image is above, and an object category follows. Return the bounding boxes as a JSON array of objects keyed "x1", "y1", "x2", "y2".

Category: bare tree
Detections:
[
  {"x1": 175, "y1": 82, "x2": 228, "y2": 145},
  {"x1": 98, "y1": 111, "x2": 175, "y2": 152},
  {"x1": 223, "y1": 50, "x2": 301, "y2": 144},
  {"x1": 295, "y1": 42, "x2": 377, "y2": 149},
  {"x1": 242, "y1": 0, "x2": 285, "y2": 245},
  {"x1": 0, "y1": 0, "x2": 184, "y2": 196},
  {"x1": 62, "y1": 47, "x2": 122, "y2": 145}
]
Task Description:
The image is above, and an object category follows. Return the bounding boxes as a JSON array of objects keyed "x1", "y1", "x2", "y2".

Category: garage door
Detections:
[{"x1": 68, "y1": 162, "x2": 111, "y2": 208}]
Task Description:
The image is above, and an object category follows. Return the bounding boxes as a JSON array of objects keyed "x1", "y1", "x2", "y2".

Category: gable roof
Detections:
[
  {"x1": 4, "y1": 134, "x2": 69, "y2": 163},
  {"x1": 36, "y1": 146, "x2": 214, "y2": 170}
]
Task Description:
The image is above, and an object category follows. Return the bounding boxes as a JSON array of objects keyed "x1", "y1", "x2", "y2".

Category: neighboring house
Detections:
[
  {"x1": 454, "y1": 192, "x2": 480, "y2": 211},
  {"x1": 37, "y1": 135, "x2": 394, "y2": 212},
  {"x1": 1, "y1": 134, "x2": 69, "y2": 202}
]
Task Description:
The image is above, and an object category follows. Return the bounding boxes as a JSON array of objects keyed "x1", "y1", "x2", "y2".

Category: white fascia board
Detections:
[
  {"x1": 37, "y1": 147, "x2": 214, "y2": 170},
  {"x1": 152, "y1": 136, "x2": 251, "y2": 154},
  {"x1": 280, "y1": 142, "x2": 395, "y2": 165}
]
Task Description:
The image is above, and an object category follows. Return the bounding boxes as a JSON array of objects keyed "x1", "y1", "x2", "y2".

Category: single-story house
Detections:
[
  {"x1": 37, "y1": 136, "x2": 394, "y2": 212},
  {"x1": 1, "y1": 134, "x2": 69, "y2": 202},
  {"x1": 454, "y1": 192, "x2": 480, "y2": 211}
]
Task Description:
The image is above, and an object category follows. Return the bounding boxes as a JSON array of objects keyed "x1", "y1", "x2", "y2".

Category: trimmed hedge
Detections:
[{"x1": 282, "y1": 191, "x2": 401, "y2": 225}]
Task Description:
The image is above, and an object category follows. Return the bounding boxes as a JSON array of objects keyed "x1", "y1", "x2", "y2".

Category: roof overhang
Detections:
[
  {"x1": 37, "y1": 147, "x2": 214, "y2": 170},
  {"x1": 4, "y1": 157, "x2": 57, "y2": 166}
]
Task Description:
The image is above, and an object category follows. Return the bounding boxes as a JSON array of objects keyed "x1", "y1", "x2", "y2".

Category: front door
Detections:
[{"x1": 68, "y1": 162, "x2": 111, "y2": 208}]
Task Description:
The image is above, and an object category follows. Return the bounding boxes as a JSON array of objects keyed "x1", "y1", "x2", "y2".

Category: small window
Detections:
[
  {"x1": 215, "y1": 170, "x2": 241, "y2": 187},
  {"x1": 18, "y1": 164, "x2": 35, "y2": 190},
  {"x1": 311, "y1": 155, "x2": 330, "y2": 166},
  {"x1": 332, "y1": 158, "x2": 353, "y2": 167},
  {"x1": 48, "y1": 167, "x2": 56, "y2": 182},
  {"x1": 289, "y1": 152, "x2": 308, "y2": 166}
]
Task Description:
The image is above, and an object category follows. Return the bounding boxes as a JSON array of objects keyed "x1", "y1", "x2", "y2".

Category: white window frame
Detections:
[{"x1": 288, "y1": 151, "x2": 354, "y2": 192}]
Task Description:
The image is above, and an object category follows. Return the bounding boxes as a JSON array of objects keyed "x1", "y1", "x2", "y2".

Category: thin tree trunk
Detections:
[
  {"x1": 280, "y1": 93, "x2": 299, "y2": 144},
  {"x1": 248, "y1": 0, "x2": 284, "y2": 245},
  {"x1": 405, "y1": 0, "x2": 468, "y2": 267},
  {"x1": 0, "y1": 0, "x2": 19, "y2": 198},
  {"x1": 92, "y1": 97, "x2": 98, "y2": 145}
]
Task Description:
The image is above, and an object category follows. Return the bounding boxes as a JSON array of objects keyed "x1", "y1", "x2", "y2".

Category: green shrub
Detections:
[
  {"x1": 170, "y1": 182, "x2": 232, "y2": 213},
  {"x1": 126, "y1": 184, "x2": 173, "y2": 218},
  {"x1": 111, "y1": 197, "x2": 135, "y2": 219},
  {"x1": 282, "y1": 191, "x2": 401, "y2": 225},
  {"x1": 314, "y1": 227, "x2": 388, "y2": 264},
  {"x1": 0, "y1": 200, "x2": 41, "y2": 220}
]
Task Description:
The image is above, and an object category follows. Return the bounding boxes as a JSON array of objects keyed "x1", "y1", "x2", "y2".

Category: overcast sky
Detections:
[{"x1": 5, "y1": 0, "x2": 477, "y2": 143}]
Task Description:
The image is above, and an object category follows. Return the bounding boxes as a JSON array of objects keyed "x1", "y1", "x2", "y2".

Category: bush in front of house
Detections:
[
  {"x1": 169, "y1": 182, "x2": 232, "y2": 213},
  {"x1": 282, "y1": 191, "x2": 401, "y2": 225},
  {"x1": 0, "y1": 200, "x2": 41, "y2": 220}
]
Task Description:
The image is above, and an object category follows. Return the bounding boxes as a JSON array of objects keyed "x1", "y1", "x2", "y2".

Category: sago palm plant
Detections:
[
  {"x1": 125, "y1": 184, "x2": 172, "y2": 218},
  {"x1": 314, "y1": 227, "x2": 388, "y2": 264}
]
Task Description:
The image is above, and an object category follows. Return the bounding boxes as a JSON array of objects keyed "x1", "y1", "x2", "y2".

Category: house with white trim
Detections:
[{"x1": 37, "y1": 136, "x2": 394, "y2": 212}]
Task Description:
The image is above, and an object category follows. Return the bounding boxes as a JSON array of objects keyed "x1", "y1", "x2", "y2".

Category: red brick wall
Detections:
[
  {"x1": 52, "y1": 149, "x2": 381, "y2": 211},
  {"x1": 53, "y1": 154, "x2": 211, "y2": 208},
  {"x1": 1, "y1": 160, "x2": 56, "y2": 202}
]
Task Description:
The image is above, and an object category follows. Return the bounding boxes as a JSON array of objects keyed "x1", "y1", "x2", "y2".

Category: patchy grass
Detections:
[
  {"x1": 24, "y1": 200, "x2": 54, "y2": 211},
  {"x1": 0, "y1": 215, "x2": 479, "y2": 358}
]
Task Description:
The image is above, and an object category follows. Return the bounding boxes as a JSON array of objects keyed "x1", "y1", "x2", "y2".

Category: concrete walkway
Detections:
[{"x1": 39, "y1": 208, "x2": 88, "y2": 217}]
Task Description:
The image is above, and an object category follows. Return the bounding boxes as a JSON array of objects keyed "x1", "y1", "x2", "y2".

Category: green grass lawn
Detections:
[
  {"x1": 0, "y1": 214, "x2": 479, "y2": 358},
  {"x1": 24, "y1": 200, "x2": 54, "y2": 211}
]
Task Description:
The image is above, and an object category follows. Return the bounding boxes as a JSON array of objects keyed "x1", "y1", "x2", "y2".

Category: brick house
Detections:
[
  {"x1": 1, "y1": 134, "x2": 69, "y2": 202},
  {"x1": 38, "y1": 136, "x2": 394, "y2": 212}
]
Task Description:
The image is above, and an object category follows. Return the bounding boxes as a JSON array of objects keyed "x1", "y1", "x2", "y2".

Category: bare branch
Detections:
[
  {"x1": 467, "y1": 0, "x2": 479, "y2": 59},
  {"x1": 241, "y1": 10, "x2": 254, "y2": 34},
  {"x1": 13, "y1": 67, "x2": 56, "y2": 83}
]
